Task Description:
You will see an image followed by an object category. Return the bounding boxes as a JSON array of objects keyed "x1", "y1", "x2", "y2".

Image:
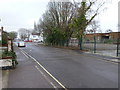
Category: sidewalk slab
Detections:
[
  {"x1": 2, "y1": 70, "x2": 9, "y2": 89},
  {"x1": 0, "y1": 70, "x2": 2, "y2": 90}
]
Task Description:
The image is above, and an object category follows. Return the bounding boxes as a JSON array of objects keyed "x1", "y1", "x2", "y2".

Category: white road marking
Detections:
[
  {"x1": 21, "y1": 49, "x2": 67, "y2": 90},
  {"x1": 35, "y1": 66, "x2": 57, "y2": 89},
  {"x1": 21, "y1": 50, "x2": 29, "y2": 58}
]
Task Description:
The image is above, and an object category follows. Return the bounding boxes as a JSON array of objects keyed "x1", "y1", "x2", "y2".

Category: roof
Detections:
[
  {"x1": 86, "y1": 32, "x2": 120, "y2": 35},
  {"x1": 32, "y1": 33, "x2": 40, "y2": 35}
]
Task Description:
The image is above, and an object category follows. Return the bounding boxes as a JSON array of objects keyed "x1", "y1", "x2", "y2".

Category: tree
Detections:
[
  {"x1": 38, "y1": 0, "x2": 106, "y2": 48},
  {"x1": 86, "y1": 20, "x2": 101, "y2": 34},
  {"x1": 18, "y1": 28, "x2": 31, "y2": 40},
  {"x1": 8, "y1": 31, "x2": 17, "y2": 40},
  {"x1": 39, "y1": 1, "x2": 76, "y2": 46},
  {"x1": 71, "y1": 0, "x2": 106, "y2": 50},
  {"x1": 32, "y1": 22, "x2": 42, "y2": 34},
  {"x1": 105, "y1": 29, "x2": 112, "y2": 33},
  {"x1": 2, "y1": 31, "x2": 8, "y2": 46}
]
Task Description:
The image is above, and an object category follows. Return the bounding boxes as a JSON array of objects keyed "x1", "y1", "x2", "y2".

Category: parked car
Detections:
[
  {"x1": 24, "y1": 40, "x2": 32, "y2": 42},
  {"x1": 33, "y1": 40, "x2": 39, "y2": 43},
  {"x1": 18, "y1": 41, "x2": 26, "y2": 47}
]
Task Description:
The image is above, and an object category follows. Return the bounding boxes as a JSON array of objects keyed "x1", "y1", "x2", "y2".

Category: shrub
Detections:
[
  {"x1": 2, "y1": 32, "x2": 8, "y2": 46},
  {"x1": 2, "y1": 50, "x2": 18, "y2": 64},
  {"x1": 0, "y1": 40, "x2": 1, "y2": 43}
]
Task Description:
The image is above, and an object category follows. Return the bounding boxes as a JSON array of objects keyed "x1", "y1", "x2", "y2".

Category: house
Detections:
[{"x1": 29, "y1": 32, "x2": 43, "y2": 42}]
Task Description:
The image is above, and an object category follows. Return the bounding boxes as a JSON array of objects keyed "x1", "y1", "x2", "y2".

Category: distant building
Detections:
[
  {"x1": 29, "y1": 32, "x2": 43, "y2": 42},
  {"x1": 85, "y1": 32, "x2": 120, "y2": 42}
]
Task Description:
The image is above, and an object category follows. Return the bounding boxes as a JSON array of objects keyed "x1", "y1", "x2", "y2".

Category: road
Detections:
[{"x1": 8, "y1": 42, "x2": 118, "y2": 89}]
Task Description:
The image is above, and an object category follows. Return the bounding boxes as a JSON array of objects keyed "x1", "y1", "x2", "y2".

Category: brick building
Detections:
[{"x1": 84, "y1": 32, "x2": 120, "y2": 42}]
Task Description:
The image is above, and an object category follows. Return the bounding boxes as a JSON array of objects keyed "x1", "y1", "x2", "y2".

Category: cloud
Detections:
[{"x1": 0, "y1": 0, "x2": 119, "y2": 32}]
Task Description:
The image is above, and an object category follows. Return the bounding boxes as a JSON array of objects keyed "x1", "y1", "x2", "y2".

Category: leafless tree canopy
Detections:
[
  {"x1": 37, "y1": 0, "x2": 107, "y2": 46},
  {"x1": 18, "y1": 28, "x2": 31, "y2": 40}
]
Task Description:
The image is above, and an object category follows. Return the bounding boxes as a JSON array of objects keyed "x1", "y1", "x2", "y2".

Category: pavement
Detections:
[
  {"x1": 84, "y1": 50, "x2": 120, "y2": 63},
  {"x1": 0, "y1": 69, "x2": 9, "y2": 90},
  {"x1": 0, "y1": 70, "x2": 2, "y2": 90},
  {"x1": 0, "y1": 46, "x2": 9, "y2": 90},
  {"x1": 83, "y1": 44, "x2": 120, "y2": 61},
  {"x1": 2, "y1": 70, "x2": 9, "y2": 89}
]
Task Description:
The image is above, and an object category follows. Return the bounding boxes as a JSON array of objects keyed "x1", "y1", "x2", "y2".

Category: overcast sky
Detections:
[{"x1": 0, "y1": 0, "x2": 119, "y2": 32}]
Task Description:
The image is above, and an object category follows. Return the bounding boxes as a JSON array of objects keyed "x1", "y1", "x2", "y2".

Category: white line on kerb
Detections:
[{"x1": 21, "y1": 49, "x2": 67, "y2": 90}]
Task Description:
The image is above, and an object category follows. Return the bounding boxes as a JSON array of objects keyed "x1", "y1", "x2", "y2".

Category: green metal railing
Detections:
[{"x1": 117, "y1": 38, "x2": 120, "y2": 57}]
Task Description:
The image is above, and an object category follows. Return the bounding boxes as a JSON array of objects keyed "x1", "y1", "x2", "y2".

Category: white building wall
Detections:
[{"x1": 29, "y1": 34, "x2": 43, "y2": 42}]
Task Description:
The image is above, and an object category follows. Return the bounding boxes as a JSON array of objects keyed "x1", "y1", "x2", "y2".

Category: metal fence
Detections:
[{"x1": 69, "y1": 37, "x2": 120, "y2": 57}]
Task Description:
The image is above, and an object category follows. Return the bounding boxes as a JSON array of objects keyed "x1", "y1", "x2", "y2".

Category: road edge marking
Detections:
[
  {"x1": 21, "y1": 49, "x2": 67, "y2": 90},
  {"x1": 35, "y1": 66, "x2": 57, "y2": 89},
  {"x1": 21, "y1": 50, "x2": 29, "y2": 58}
]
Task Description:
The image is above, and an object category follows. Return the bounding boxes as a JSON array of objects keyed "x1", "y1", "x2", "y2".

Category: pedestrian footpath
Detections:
[
  {"x1": 2, "y1": 70, "x2": 9, "y2": 89},
  {"x1": 0, "y1": 70, "x2": 2, "y2": 89},
  {"x1": 85, "y1": 50, "x2": 120, "y2": 63}
]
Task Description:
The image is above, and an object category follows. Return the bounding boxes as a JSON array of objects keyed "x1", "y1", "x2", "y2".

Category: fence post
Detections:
[
  {"x1": 94, "y1": 36, "x2": 96, "y2": 53},
  {"x1": 79, "y1": 35, "x2": 83, "y2": 50},
  {"x1": 117, "y1": 38, "x2": 119, "y2": 56}
]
